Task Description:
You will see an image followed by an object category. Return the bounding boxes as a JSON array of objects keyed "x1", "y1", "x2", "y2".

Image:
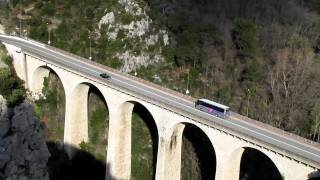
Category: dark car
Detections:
[{"x1": 100, "y1": 73, "x2": 111, "y2": 79}]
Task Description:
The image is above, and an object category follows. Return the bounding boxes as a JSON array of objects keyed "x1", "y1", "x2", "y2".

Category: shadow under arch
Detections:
[
  {"x1": 38, "y1": 79, "x2": 109, "y2": 180},
  {"x1": 47, "y1": 142, "x2": 108, "y2": 180},
  {"x1": 117, "y1": 101, "x2": 159, "y2": 179},
  {"x1": 236, "y1": 147, "x2": 282, "y2": 180},
  {"x1": 308, "y1": 170, "x2": 320, "y2": 180},
  {"x1": 178, "y1": 123, "x2": 217, "y2": 180}
]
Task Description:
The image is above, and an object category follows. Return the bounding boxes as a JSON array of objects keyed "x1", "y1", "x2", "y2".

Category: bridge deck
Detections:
[{"x1": 1, "y1": 34, "x2": 319, "y2": 169}]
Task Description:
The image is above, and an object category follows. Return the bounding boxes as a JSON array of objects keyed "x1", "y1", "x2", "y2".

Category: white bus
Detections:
[{"x1": 195, "y1": 99, "x2": 230, "y2": 118}]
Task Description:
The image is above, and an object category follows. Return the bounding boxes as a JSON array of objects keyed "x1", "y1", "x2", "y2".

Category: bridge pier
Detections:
[
  {"x1": 64, "y1": 84, "x2": 89, "y2": 157},
  {"x1": 155, "y1": 124, "x2": 184, "y2": 180},
  {"x1": 20, "y1": 52, "x2": 29, "y2": 88},
  {"x1": 106, "y1": 102, "x2": 133, "y2": 180},
  {"x1": 222, "y1": 148, "x2": 245, "y2": 180}
]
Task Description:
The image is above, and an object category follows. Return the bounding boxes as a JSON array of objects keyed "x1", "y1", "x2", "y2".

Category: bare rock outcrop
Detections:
[
  {"x1": 98, "y1": 0, "x2": 169, "y2": 72},
  {"x1": 0, "y1": 96, "x2": 50, "y2": 180}
]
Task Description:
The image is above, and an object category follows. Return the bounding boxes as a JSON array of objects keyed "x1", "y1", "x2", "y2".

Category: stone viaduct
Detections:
[{"x1": 1, "y1": 37, "x2": 320, "y2": 180}]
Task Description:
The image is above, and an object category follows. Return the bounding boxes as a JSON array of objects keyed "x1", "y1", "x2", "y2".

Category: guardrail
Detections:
[{"x1": 231, "y1": 113, "x2": 320, "y2": 149}]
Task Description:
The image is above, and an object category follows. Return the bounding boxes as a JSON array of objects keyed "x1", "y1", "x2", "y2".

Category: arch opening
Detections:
[
  {"x1": 68, "y1": 82, "x2": 110, "y2": 158},
  {"x1": 87, "y1": 84, "x2": 109, "y2": 162},
  {"x1": 33, "y1": 66, "x2": 66, "y2": 143},
  {"x1": 180, "y1": 124, "x2": 216, "y2": 180},
  {"x1": 308, "y1": 170, "x2": 320, "y2": 180},
  {"x1": 31, "y1": 66, "x2": 109, "y2": 179},
  {"x1": 239, "y1": 148, "x2": 282, "y2": 180},
  {"x1": 130, "y1": 102, "x2": 159, "y2": 180},
  {"x1": 64, "y1": 82, "x2": 109, "y2": 179}
]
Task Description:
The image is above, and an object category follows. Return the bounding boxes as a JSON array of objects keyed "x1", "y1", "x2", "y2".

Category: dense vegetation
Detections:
[
  {"x1": 86, "y1": 91, "x2": 109, "y2": 162},
  {"x1": 0, "y1": 45, "x2": 25, "y2": 107},
  {"x1": 131, "y1": 113, "x2": 154, "y2": 180},
  {"x1": 146, "y1": 0, "x2": 320, "y2": 140},
  {"x1": 35, "y1": 72, "x2": 65, "y2": 142}
]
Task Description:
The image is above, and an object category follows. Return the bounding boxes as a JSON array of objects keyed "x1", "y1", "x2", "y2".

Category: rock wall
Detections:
[
  {"x1": 0, "y1": 96, "x2": 50, "y2": 180},
  {"x1": 98, "y1": 0, "x2": 169, "y2": 72}
]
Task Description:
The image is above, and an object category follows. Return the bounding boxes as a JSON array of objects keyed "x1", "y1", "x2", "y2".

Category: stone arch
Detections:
[
  {"x1": 65, "y1": 81, "x2": 109, "y2": 148},
  {"x1": 29, "y1": 65, "x2": 67, "y2": 143},
  {"x1": 181, "y1": 123, "x2": 216, "y2": 179},
  {"x1": 30, "y1": 65, "x2": 66, "y2": 98},
  {"x1": 167, "y1": 122, "x2": 217, "y2": 180},
  {"x1": 108, "y1": 100, "x2": 159, "y2": 179},
  {"x1": 225, "y1": 147, "x2": 282, "y2": 180},
  {"x1": 131, "y1": 101, "x2": 159, "y2": 179}
]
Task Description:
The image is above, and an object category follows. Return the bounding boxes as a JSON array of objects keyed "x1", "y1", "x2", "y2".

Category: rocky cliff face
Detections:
[
  {"x1": 0, "y1": 96, "x2": 50, "y2": 180},
  {"x1": 98, "y1": 0, "x2": 169, "y2": 72}
]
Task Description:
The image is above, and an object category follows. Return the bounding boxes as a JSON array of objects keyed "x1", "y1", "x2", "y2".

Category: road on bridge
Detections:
[{"x1": 1, "y1": 34, "x2": 319, "y2": 169}]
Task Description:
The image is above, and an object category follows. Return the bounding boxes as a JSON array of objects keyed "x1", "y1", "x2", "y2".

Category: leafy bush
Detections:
[
  {"x1": 89, "y1": 106, "x2": 107, "y2": 144},
  {"x1": 3, "y1": 55, "x2": 12, "y2": 65},
  {"x1": 109, "y1": 57, "x2": 123, "y2": 69},
  {"x1": 79, "y1": 141, "x2": 91, "y2": 152},
  {"x1": 7, "y1": 89, "x2": 25, "y2": 106},
  {"x1": 119, "y1": 12, "x2": 135, "y2": 25},
  {"x1": 0, "y1": 58, "x2": 26, "y2": 107}
]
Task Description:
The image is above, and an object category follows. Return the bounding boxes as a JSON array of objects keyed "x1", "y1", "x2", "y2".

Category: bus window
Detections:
[{"x1": 211, "y1": 105, "x2": 224, "y2": 113}]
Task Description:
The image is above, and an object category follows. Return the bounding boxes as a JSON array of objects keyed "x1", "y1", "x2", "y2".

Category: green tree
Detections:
[
  {"x1": 42, "y1": 2, "x2": 55, "y2": 16},
  {"x1": 240, "y1": 60, "x2": 263, "y2": 82},
  {"x1": 0, "y1": 64, "x2": 25, "y2": 107},
  {"x1": 232, "y1": 19, "x2": 258, "y2": 60},
  {"x1": 0, "y1": 69, "x2": 17, "y2": 96},
  {"x1": 7, "y1": 89, "x2": 25, "y2": 106}
]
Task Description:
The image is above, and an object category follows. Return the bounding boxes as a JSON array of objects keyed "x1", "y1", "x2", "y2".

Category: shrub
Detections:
[
  {"x1": 79, "y1": 141, "x2": 91, "y2": 152},
  {"x1": 119, "y1": 12, "x2": 135, "y2": 25},
  {"x1": 0, "y1": 65, "x2": 26, "y2": 107},
  {"x1": 7, "y1": 88, "x2": 25, "y2": 106},
  {"x1": 3, "y1": 56, "x2": 12, "y2": 66}
]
